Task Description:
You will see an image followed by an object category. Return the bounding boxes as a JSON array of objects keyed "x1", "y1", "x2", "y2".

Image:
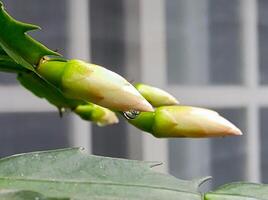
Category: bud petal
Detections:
[
  {"x1": 38, "y1": 59, "x2": 154, "y2": 112},
  {"x1": 135, "y1": 83, "x2": 179, "y2": 107},
  {"x1": 74, "y1": 104, "x2": 119, "y2": 126},
  {"x1": 126, "y1": 106, "x2": 242, "y2": 138},
  {"x1": 153, "y1": 106, "x2": 242, "y2": 137}
]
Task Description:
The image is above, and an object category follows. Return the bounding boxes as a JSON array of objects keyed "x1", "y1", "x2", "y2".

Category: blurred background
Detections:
[{"x1": 0, "y1": 0, "x2": 267, "y2": 190}]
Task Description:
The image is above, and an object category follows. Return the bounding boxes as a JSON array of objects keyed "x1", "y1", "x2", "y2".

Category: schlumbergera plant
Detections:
[{"x1": 0, "y1": 2, "x2": 267, "y2": 200}]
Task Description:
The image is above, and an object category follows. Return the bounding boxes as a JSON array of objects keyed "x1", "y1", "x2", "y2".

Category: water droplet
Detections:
[{"x1": 123, "y1": 110, "x2": 140, "y2": 120}]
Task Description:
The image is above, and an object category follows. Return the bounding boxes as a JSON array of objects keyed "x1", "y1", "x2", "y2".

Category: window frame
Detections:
[{"x1": 126, "y1": 0, "x2": 262, "y2": 183}]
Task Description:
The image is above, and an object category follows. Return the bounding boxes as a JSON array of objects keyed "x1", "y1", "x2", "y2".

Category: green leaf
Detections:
[
  {"x1": 0, "y1": 44, "x2": 7, "y2": 55},
  {"x1": 0, "y1": 50, "x2": 84, "y2": 110},
  {"x1": 0, "y1": 54, "x2": 118, "y2": 126},
  {"x1": 205, "y1": 182, "x2": 268, "y2": 200},
  {"x1": 0, "y1": 55, "x2": 28, "y2": 73},
  {"x1": 0, "y1": 189, "x2": 68, "y2": 200},
  {"x1": 17, "y1": 72, "x2": 85, "y2": 110},
  {"x1": 0, "y1": 2, "x2": 59, "y2": 71},
  {"x1": 0, "y1": 148, "x2": 208, "y2": 200}
]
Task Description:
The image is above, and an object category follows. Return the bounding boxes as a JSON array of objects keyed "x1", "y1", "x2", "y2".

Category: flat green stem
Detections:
[{"x1": 0, "y1": 2, "x2": 60, "y2": 71}]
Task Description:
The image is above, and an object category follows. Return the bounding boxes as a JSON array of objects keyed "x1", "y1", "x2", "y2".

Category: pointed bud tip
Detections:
[
  {"x1": 174, "y1": 99, "x2": 180, "y2": 105},
  {"x1": 99, "y1": 110, "x2": 119, "y2": 126},
  {"x1": 158, "y1": 106, "x2": 244, "y2": 138},
  {"x1": 229, "y1": 126, "x2": 243, "y2": 136},
  {"x1": 220, "y1": 115, "x2": 243, "y2": 136},
  {"x1": 96, "y1": 114, "x2": 119, "y2": 127},
  {"x1": 128, "y1": 96, "x2": 154, "y2": 112},
  {"x1": 141, "y1": 100, "x2": 154, "y2": 112}
]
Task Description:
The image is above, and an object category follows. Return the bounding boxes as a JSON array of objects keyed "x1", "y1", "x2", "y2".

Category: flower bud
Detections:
[
  {"x1": 74, "y1": 104, "x2": 119, "y2": 126},
  {"x1": 37, "y1": 59, "x2": 154, "y2": 112},
  {"x1": 135, "y1": 83, "x2": 179, "y2": 107},
  {"x1": 126, "y1": 106, "x2": 242, "y2": 138}
]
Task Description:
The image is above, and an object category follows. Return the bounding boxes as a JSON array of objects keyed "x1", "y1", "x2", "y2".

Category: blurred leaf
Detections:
[
  {"x1": 205, "y1": 182, "x2": 268, "y2": 200},
  {"x1": 0, "y1": 189, "x2": 68, "y2": 200},
  {"x1": 0, "y1": 45, "x2": 7, "y2": 55},
  {"x1": 0, "y1": 148, "x2": 209, "y2": 200},
  {"x1": 0, "y1": 55, "x2": 28, "y2": 73}
]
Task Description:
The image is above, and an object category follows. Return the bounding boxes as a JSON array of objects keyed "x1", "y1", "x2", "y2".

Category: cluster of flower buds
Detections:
[
  {"x1": 0, "y1": 2, "x2": 242, "y2": 137},
  {"x1": 124, "y1": 83, "x2": 242, "y2": 138},
  {"x1": 0, "y1": 53, "x2": 243, "y2": 137}
]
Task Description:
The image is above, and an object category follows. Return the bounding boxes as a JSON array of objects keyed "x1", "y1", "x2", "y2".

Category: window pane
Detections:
[
  {"x1": 260, "y1": 108, "x2": 268, "y2": 182},
  {"x1": 210, "y1": 108, "x2": 247, "y2": 188},
  {"x1": 166, "y1": 0, "x2": 210, "y2": 85},
  {"x1": 0, "y1": 0, "x2": 67, "y2": 85},
  {"x1": 169, "y1": 139, "x2": 211, "y2": 180},
  {"x1": 258, "y1": 0, "x2": 268, "y2": 85},
  {"x1": 166, "y1": 0, "x2": 242, "y2": 85},
  {"x1": 92, "y1": 122, "x2": 128, "y2": 158},
  {"x1": 0, "y1": 74, "x2": 17, "y2": 85},
  {"x1": 169, "y1": 108, "x2": 246, "y2": 189},
  {"x1": 209, "y1": 0, "x2": 242, "y2": 84},
  {"x1": 0, "y1": 112, "x2": 69, "y2": 158},
  {"x1": 90, "y1": 0, "x2": 128, "y2": 158}
]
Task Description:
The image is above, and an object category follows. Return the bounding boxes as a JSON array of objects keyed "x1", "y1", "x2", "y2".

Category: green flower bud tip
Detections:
[
  {"x1": 135, "y1": 83, "x2": 179, "y2": 107},
  {"x1": 127, "y1": 106, "x2": 242, "y2": 138},
  {"x1": 37, "y1": 59, "x2": 154, "y2": 112},
  {"x1": 74, "y1": 104, "x2": 119, "y2": 127}
]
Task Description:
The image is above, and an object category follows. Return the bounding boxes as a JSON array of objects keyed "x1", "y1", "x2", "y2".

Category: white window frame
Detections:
[
  {"x1": 0, "y1": 0, "x2": 92, "y2": 154},
  {"x1": 128, "y1": 0, "x2": 262, "y2": 182}
]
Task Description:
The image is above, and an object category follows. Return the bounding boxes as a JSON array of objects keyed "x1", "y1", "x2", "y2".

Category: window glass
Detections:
[
  {"x1": 166, "y1": 0, "x2": 242, "y2": 85},
  {"x1": 169, "y1": 138, "x2": 211, "y2": 180},
  {"x1": 92, "y1": 122, "x2": 128, "y2": 158},
  {"x1": 0, "y1": 112, "x2": 69, "y2": 158},
  {"x1": 90, "y1": 0, "x2": 128, "y2": 158},
  {"x1": 208, "y1": 0, "x2": 242, "y2": 84},
  {"x1": 258, "y1": 0, "x2": 268, "y2": 85},
  {"x1": 260, "y1": 108, "x2": 268, "y2": 182},
  {"x1": 210, "y1": 108, "x2": 247, "y2": 188}
]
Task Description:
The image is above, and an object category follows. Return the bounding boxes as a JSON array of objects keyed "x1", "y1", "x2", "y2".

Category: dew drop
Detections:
[{"x1": 123, "y1": 110, "x2": 140, "y2": 120}]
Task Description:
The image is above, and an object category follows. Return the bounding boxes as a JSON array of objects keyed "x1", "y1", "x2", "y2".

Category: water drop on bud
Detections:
[{"x1": 123, "y1": 110, "x2": 140, "y2": 120}]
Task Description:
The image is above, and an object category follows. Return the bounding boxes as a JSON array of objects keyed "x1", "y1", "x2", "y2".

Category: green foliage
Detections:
[
  {"x1": 0, "y1": 148, "x2": 267, "y2": 200},
  {"x1": 0, "y1": 55, "x2": 27, "y2": 73},
  {"x1": 0, "y1": 190, "x2": 68, "y2": 200},
  {"x1": 0, "y1": 148, "x2": 207, "y2": 200},
  {"x1": 0, "y1": 2, "x2": 153, "y2": 113},
  {"x1": 0, "y1": 2, "x2": 59, "y2": 70},
  {"x1": 0, "y1": 48, "x2": 118, "y2": 125},
  {"x1": 17, "y1": 71, "x2": 85, "y2": 110},
  {"x1": 205, "y1": 182, "x2": 268, "y2": 200}
]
